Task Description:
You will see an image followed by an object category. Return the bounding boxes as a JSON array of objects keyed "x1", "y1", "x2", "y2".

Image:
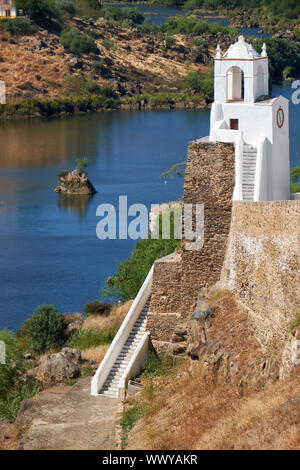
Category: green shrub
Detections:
[
  {"x1": 75, "y1": 157, "x2": 88, "y2": 172},
  {"x1": 291, "y1": 164, "x2": 300, "y2": 193},
  {"x1": 120, "y1": 405, "x2": 142, "y2": 435},
  {"x1": 68, "y1": 328, "x2": 115, "y2": 349},
  {"x1": 28, "y1": 304, "x2": 67, "y2": 355},
  {"x1": 0, "y1": 93, "x2": 117, "y2": 120},
  {"x1": 0, "y1": 18, "x2": 36, "y2": 36},
  {"x1": 60, "y1": 27, "x2": 97, "y2": 56},
  {"x1": 141, "y1": 352, "x2": 178, "y2": 378},
  {"x1": 63, "y1": 75, "x2": 100, "y2": 96},
  {"x1": 0, "y1": 330, "x2": 25, "y2": 401},
  {"x1": 101, "y1": 6, "x2": 144, "y2": 25},
  {"x1": 184, "y1": 72, "x2": 202, "y2": 93},
  {"x1": 160, "y1": 16, "x2": 236, "y2": 36},
  {"x1": 84, "y1": 301, "x2": 111, "y2": 317},
  {"x1": 184, "y1": 70, "x2": 214, "y2": 99},
  {"x1": 102, "y1": 39, "x2": 114, "y2": 50},
  {"x1": 0, "y1": 329, "x2": 39, "y2": 422},
  {"x1": 0, "y1": 382, "x2": 39, "y2": 422},
  {"x1": 165, "y1": 36, "x2": 175, "y2": 48},
  {"x1": 256, "y1": 38, "x2": 300, "y2": 80},
  {"x1": 92, "y1": 59, "x2": 106, "y2": 75},
  {"x1": 289, "y1": 312, "x2": 300, "y2": 334},
  {"x1": 101, "y1": 212, "x2": 181, "y2": 302},
  {"x1": 57, "y1": 170, "x2": 70, "y2": 180}
]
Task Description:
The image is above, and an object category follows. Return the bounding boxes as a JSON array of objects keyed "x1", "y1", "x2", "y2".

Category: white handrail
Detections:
[
  {"x1": 254, "y1": 136, "x2": 267, "y2": 201},
  {"x1": 91, "y1": 265, "x2": 154, "y2": 396}
]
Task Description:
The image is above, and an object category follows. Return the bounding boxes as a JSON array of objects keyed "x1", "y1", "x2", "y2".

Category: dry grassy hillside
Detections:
[
  {"x1": 0, "y1": 17, "x2": 209, "y2": 103},
  {"x1": 125, "y1": 292, "x2": 300, "y2": 450}
]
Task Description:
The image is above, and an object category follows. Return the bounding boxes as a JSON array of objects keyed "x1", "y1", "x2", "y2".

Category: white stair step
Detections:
[{"x1": 99, "y1": 295, "x2": 152, "y2": 395}]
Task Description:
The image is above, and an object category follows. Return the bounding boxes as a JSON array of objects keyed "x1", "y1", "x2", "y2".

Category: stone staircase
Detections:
[
  {"x1": 100, "y1": 297, "x2": 151, "y2": 398},
  {"x1": 242, "y1": 144, "x2": 257, "y2": 201}
]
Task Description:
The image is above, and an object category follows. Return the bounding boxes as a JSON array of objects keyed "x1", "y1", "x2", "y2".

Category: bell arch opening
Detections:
[{"x1": 226, "y1": 66, "x2": 245, "y2": 102}]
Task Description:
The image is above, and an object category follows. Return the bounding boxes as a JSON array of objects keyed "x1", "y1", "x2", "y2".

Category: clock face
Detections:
[{"x1": 277, "y1": 107, "x2": 284, "y2": 128}]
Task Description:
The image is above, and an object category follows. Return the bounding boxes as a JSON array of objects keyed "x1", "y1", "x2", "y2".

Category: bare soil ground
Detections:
[{"x1": 0, "y1": 376, "x2": 122, "y2": 450}]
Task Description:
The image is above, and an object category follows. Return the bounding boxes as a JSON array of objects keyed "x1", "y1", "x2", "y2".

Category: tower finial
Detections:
[
  {"x1": 216, "y1": 44, "x2": 221, "y2": 59},
  {"x1": 261, "y1": 43, "x2": 267, "y2": 57},
  {"x1": 249, "y1": 43, "x2": 254, "y2": 59}
]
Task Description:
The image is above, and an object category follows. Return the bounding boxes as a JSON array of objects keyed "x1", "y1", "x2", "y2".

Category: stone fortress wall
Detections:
[
  {"x1": 220, "y1": 200, "x2": 300, "y2": 348},
  {"x1": 147, "y1": 140, "x2": 300, "y2": 360}
]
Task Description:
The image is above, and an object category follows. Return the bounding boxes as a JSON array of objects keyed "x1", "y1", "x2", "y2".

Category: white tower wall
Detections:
[{"x1": 209, "y1": 35, "x2": 290, "y2": 202}]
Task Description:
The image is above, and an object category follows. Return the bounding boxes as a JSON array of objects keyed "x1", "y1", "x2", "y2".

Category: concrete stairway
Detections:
[
  {"x1": 100, "y1": 297, "x2": 151, "y2": 398},
  {"x1": 242, "y1": 144, "x2": 257, "y2": 201}
]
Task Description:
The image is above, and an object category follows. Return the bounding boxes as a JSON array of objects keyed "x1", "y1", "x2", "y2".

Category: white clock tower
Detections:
[{"x1": 209, "y1": 35, "x2": 290, "y2": 201}]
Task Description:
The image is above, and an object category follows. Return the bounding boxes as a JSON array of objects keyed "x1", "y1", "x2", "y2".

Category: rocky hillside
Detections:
[
  {"x1": 124, "y1": 291, "x2": 300, "y2": 450},
  {"x1": 0, "y1": 17, "x2": 212, "y2": 104}
]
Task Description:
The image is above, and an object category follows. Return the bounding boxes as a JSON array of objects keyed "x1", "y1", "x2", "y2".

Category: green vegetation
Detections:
[
  {"x1": 57, "y1": 170, "x2": 70, "y2": 179},
  {"x1": 101, "y1": 6, "x2": 144, "y2": 26},
  {"x1": 67, "y1": 327, "x2": 115, "y2": 349},
  {"x1": 183, "y1": 0, "x2": 300, "y2": 26},
  {"x1": 83, "y1": 301, "x2": 111, "y2": 317},
  {"x1": 60, "y1": 27, "x2": 97, "y2": 55},
  {"x1": 91, "y1": 59, "x2": 106, "y2": 75},
  {"x1": 0, "y1": 330, "x2": 39, "y2": 422},
  {"x1": 0, "y1": 17, "x2": 36, "y2": 36},
  {"x1": 289, "y1": 312, "x2": 300, "y2": 334},
  {"x1": 120, "y1": 352, "x2": 181, "y2": 446},
  {"x1": 141, "y1": 352, "x2": 179, "y2": 378},
  {"x1": 0, "y1": 382, "x2": 39, "y2": 422},
  {"x1": 160, "y1": 16, "x2": 237, "y2": 35},
  {"x1": 0, "y1": 93, "x2": 117, "y2": 120},
  {"x1": 15, "y1": 0, "x2": 144, "y2": 29},
  {"x1": 291, "y1": 164, "x2": 300, "y2": 193},
  {"x1": 184, "y1": 68, "x2": 214, "y2": 99},
  {"x1": 160, "y1": 162, "x2": 186, "y2": 180},
  {"x1": 75, "y1": 157, "x2": 88, "y2": 172},
  {"x1": 28, "y1": 304, "x2": 67, "y2": 354},
  {"x1": 102, "y1": 212, "x2": 181, "y2": 302},
  {"x1": 127, "y1": 91, "x2": 208, "y2": 107},
  {"x1": 256, "y1": 39, "x2": 300, "y2": 80},
  {"x1": 120, "y1": 404, "x2": 143, "y2": 446}
]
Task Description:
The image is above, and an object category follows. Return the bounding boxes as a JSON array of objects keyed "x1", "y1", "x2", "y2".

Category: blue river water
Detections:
[{"x1": 0, "y1": 13, "x2": 298, "y2": 331}]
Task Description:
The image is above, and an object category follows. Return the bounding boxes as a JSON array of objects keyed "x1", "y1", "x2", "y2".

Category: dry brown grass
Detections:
[
  {"x1": 126, "y1": 293, "x2": 300, "y2": 450},
  {"x1": 82, "y1": 300, "x2": 133, "y2": 332},
  {"x1": 81, "y1": 344, "x2": 109, "y2": 363},
  {"x1": 128, "y1": 361, "x2": 300, "y2": 450}
]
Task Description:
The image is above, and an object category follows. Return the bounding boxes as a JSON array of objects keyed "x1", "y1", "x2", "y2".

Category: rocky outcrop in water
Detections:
[{"x1": 54, "y1": 170, "x2": 97, "y2": 195}]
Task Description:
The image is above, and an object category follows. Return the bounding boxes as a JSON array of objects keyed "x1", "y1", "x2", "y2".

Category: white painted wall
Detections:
[
  {"x1": 210, "y1": 36, "x2": 290, "y2": 202},
  {"x1": 271, "y1": 96, "x2": 290, "y2": 200}
]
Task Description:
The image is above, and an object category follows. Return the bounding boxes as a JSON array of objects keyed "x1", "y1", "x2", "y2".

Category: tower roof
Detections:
[{"x1": 222, "y1": 35, "x2": 260, "y2": 59}]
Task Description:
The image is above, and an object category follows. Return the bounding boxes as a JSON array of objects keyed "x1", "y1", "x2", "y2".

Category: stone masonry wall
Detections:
[
  {"x1": 180, "y1": 140, "x2": 235, "y2": 318},
  {"x1": 150, "y1": 252, "x2": 182, "y2": 314},
  {"x1": 148, "y1": 252, "x2": 182, "y2": 343},
  {"x1": 220, "y1": 200, "x2": 300, "y2": 355},
  {"x1": 147, "y1": 140, "x2": 236, "y2": 346}
]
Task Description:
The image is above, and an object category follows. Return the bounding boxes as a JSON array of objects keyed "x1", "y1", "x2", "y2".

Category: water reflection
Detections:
[{"x1": 57, "y1": 193, "x2": 94, "y2": 220}]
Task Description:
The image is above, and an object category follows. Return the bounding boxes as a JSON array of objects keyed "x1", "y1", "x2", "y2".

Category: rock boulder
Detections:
[{"x1": 36, "y1": 351, "x2": 81, "y2": 387}]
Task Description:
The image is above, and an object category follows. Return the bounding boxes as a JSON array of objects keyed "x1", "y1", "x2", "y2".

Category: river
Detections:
[{"x1": 0, "y1": 18, "x2": 298, "y2": 330}]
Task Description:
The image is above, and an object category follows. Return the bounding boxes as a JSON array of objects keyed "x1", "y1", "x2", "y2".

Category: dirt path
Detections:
[{"x1": 15, "y1": 376, "x2": 122, "y2": 450}]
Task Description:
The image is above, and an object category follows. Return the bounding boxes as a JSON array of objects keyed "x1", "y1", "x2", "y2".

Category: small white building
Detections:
[{"x1": 209, "y1": 35, "x2": 290, "y2": 201}]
